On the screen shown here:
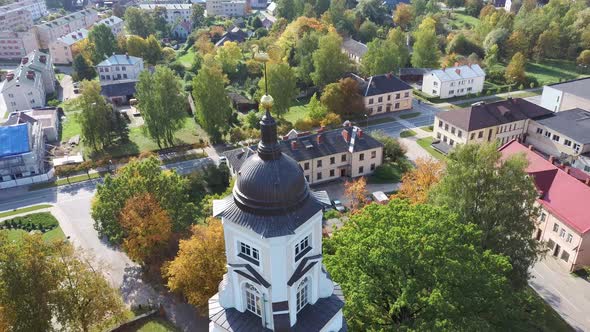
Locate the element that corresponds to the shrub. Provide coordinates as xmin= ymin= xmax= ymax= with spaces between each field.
xmin=323 ymin=209 xmax=341 ymax=220
xmin=294 ymin=118 xmax=314 ymax=131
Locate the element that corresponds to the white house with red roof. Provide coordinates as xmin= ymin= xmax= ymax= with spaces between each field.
xmin=499 ymin=140 xmax=590 ymax=272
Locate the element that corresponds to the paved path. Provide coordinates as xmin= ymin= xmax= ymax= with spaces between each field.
xmin=58 ymin=74 xmax=75 ymax=102
xmin=530 ymin=257 xmax=590 ymax=332
xmin=433 ymin=87 xmax=542 ymax=109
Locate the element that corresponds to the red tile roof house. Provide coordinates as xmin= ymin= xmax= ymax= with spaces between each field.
xmin=499 ymin=140 xmax=590 ymax=272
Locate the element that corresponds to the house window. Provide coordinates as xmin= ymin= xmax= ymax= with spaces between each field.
xmin=378 ymin=96 xmax=383 ymax=103
xmin=560 ymin=228 xmax=566 ymax=238
xmin=100 ymin=75 xmax=105 ymax=80
xmin=395 ymin=102 xmax=400 ymax=109
xmin=567 ymin=233 xmax=573 ymax=243
xmin=540 ymin=213 xmax=546 ymax=222
xmin=295 ymin=235 xmax=310 ymax=261
xmin=467 ymin=87 xmax=472 ymax=92
xmin=317 ymin=172 xmax=322 ymax=180
xmin=573 ymin=143 xmax=580 ymax=153
xmin=305 ymin=175 xmax=310 ymax=182
xmin=245 ymin=284 xmax=262 ymax=316
xmin=371 ymin=151 xmax=376 ymax=159
xmin=552 ymin=134 xmax=560 ymax=142
xmin=317 ymin=160 xmax=322 ymax=168
xmin=553 ymin=223 xmax=559 ymax=232
xmin=329 ymin=169 xmax=335 ymax=177
xmin=457 ymin=130 xmax=462 ymax=138
xmin=544 ymin=130 xmax=551 ymax=138
xmin=470 ymin=133 xmax=475 ymax=140
xmin=437 ymin=133 xmax=441 ymax=139
xmin=547 ymin=239 xmax=555 ymax=249
xmin=438 ymin=120 xmax=443 ymax=128
xmin=368 ymin=98 xmax=373 ymax=104
xmin=432 ymin=90 xmax=437 ymax=94
xmin=404 ymin=92 xmax=409 ymax=97
xmin=296 ymin=278 xmax=309 ymax=312
xmin=341 ymin=154 xmax=346 ymax=162
xmin=239 ymin=242 xmax=259 ymax=265
xmin=433 ymin=81 xmax=438 ymax=87
xmin=121 ymin=66 xmax=126 ymax=71
xmin=99 ymin=67 xmax=103 ymax=72
xmin=370 ymin=163 xmax=375 ymax=171
xmin=451 ymin=127 xmax=456 ymax=134
xmin=304 ymin=162 xmax=309 ymax=170
xmin=536 ymin=128 xmax=543 ymax=134
xmin=449 ymin=139 xmax=454 ymax=146
xmin=444 ymin=124 xmax=449 ymax=131
xmin=123 ymin=74 xmax=128 ymax=79
xmin=449 ymin=90 xmax=455 ymax=95
xmin=478 ymin=131 xmax=483 ymax=138
xmin=359 ymin=166 xmax=364 ymax=173
xmin=387 ymin=95 xmax=391 ymax=101
xmin=359 ymin=153 xmax=364 ymax=161
xmin=564 ymin=139 xmax=571 ymax=147
xmin=377 ymin=106 xmax=382 ymax=112
xmin=561 ymin=250 xmax=570 ymax=262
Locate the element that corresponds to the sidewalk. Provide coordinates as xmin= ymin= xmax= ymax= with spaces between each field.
xmin=432 ymin=87 xmax=543 ymax=109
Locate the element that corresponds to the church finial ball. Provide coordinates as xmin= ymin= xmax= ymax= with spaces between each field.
xmin=260 ymin=94 xmax=274 ymax=110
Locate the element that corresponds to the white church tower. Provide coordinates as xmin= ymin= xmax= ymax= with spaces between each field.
xmin=208 ymin=49 xmax=346 ymax=332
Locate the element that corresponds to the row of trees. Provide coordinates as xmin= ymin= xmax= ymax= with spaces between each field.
xmin=0 ymin=234 xmax=126 ymax=332
xmin=325 ymin=142 xmax=544 ymax=330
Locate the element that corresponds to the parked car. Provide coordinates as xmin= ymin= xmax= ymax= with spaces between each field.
xmin=332 ymin=200 xmax=346 ymax=212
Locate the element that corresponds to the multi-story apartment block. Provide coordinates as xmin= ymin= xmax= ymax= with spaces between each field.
xmin=0 ymin=121 xmax=46 ymax=183
xmin=422 ymin=64 xmax=485 ymax=99
xmin=34 ymin=8 xmax=98 ymax=48
xmin=138 ymin=4 xmax=192 ymax=24
xmin=6 ymin=107 xmax=59 ymax=142
xmin=222 ymin=126 xmax=384 ymax=184
xmin=206 ymin=0 xmax=246 ymax=17
xmin=0 ymin=50 xmax=54 ymax=117
xmin=540 ymin=78 xmax=590 ymax=112
xmin=0 ymin=30 xmax=39 ymax=60
xmin=49 ymin=28 xmax=88 ymax=64
xmin=525 ymin=108 xmax=590 ymax=174
xmin=349 ymin=73 xmax=413 ymax=116
xmin=499 ymin=140 xmax=590 ymax=272
xmin=97 ymin=54 xmax=144 ymax=85
xmin=432 ymin=98 xmax=552 ymax=153
xmin=0 ymin=0 xmax=47 ymax=31
xmin=96 ymin=15 xmax=124 ymax=36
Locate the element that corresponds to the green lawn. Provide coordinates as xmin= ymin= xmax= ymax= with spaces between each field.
xmin=421 ymin=125 xmax=433 ymax=132
xmin=449 ymin=12 xmax=481 ymax=29
xmin=0 ymin=204 xmax=53 ymax=218
xmin=2 ymin=227 xmax=65 ymax=242
xmin=0 ymin=212 xmax=66 ymax=242
xmin=285 ymin=98 xmax=311 ymax=124
xmin=135 ymin=318 xmax=179 ymax=332
xmin=399 ymin=112 xmax=420 ymax=119
xmin=60 ymin=112 xmax=81 ymax=142
xmin=492 ymin=59 xmax=585 ymax=86
xmin=400 ymin=130 xmax=417 ymax=138
xmin=368 ymin=161 xmax=408 ymax=184
xmin=417 ymin=137 xmax=447 ymax=161
xmin=177 ymin=47 xmax=196 ymax=68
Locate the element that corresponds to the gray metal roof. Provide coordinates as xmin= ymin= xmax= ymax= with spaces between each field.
xmin=547 ymin=78 xmax=590 ymax=100
xmin=348 ymin=73 xmax=413 ymax=97
xmin=341 ymin=38 xmax=367 ymax=58
xmin=97 ymin=54 xmax=142 ymax=67
xmin=535 ymin=108 xmax=590 ymax=144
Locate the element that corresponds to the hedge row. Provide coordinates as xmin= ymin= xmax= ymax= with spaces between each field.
xmin=1 ymin=212 xmax=59 ymax=233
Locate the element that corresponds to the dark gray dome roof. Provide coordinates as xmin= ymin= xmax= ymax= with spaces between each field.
xmin=233 ymin=153 xmax=310 ymax=215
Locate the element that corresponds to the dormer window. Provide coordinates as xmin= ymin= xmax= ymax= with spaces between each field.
xmin=238 ymin=241 xmax=259 ymax=265
xmin=295 ymin=235 xmax=311 ymax=261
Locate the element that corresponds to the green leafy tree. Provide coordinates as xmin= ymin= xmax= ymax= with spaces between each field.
xmin=277 ymin=0 xmax=297 ymax=20
xmin=357 ymin=20 xmax=378 ymax=43
xmin=78 ymin=80 xmax=114 ymax=151
xmin=307 ymin=93 xmax=327 ymax=122
xmin=153 ymin=6 xmax=169 ymax=38
xmin=144 ymin=34 xmax=163 ymax=65
xmin=214 ymin=41 xmax=242 ymax=75
xmin=311 ymin=30 xmax=350 ymax=87
xmin=361 ymin=28 xmax=409 ymax=76
xmin=124 ymin=7 xmax=155 ymax=38
xmin=88 ymin=24 xmax=118 ymax=64
xmin=136 ymin=66 xmax=186 ymax=148
xmin=505 ymin=52 xmax=526 ymax=84
xmin=324 ymin=200 xmax=515 ymax=331
xmin=92 ymin=156 xmax=198 ymax=244
xmin=191 ymin=4 xmax=205 ymax=28
xmin=257 ymin=63 xmax=298 ymax=118
xmin=577 ymin=49 xmax=590 ymax=68
xmin=446 ymin=33 xmax=483 ymax=57
xmin=72 ymin=54 xmax=95 ymax=81
xmin=411 ymin=17 xmax=441 ymax=68
xmin=430 ymin=143 xmax=542 ymax=288
xmin=320 ymin=78 xmax=365 ymax=117
xmin=327 ymin=0 xmax=355 ymax=35
xmin=355 ymin=0 xmax=388 ymax=24
xmin=294 ymin=31 xmax=320 ymax=86
xmin=484 ymin=43 xmax=499 ymax=67
xmin=465 ymin=0 xmax=483 ymax=16
xmin=372 ymin=130 xmax=406 ymax=163
xmin=192 ymin=63 xmax=232 ymax=142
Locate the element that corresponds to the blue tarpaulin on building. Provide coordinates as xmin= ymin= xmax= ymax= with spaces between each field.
xmin=0 ymin=123 xmax=30 ymax=158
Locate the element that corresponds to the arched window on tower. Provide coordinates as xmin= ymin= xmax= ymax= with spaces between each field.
xmin=245 ymin=283 xmax=262 ymax=317
xmin=296 ymin=277 xmax=309 ymax=312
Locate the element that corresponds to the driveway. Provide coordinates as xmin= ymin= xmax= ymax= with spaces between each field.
xmin=311 ymin=179 xmax=400 ymax=205
xmin=530 ymin=257 xmax=590 ymax=331
xmin=58 ymin=74 xmax=76 ymax=102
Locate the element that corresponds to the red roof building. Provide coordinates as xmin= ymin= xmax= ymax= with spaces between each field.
xmin=499 ymin=140 xmax=590 ymax=271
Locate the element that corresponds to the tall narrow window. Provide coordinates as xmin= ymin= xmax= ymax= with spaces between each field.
xmin=245 ymin=284 xmax=262 ymax=316
xmin=296 ymin=278 xmax=309 ymax=312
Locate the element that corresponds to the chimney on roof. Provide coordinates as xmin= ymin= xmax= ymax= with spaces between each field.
xmin=342 ymin=129 xmax=350 ymax=142
xmin=78 ymin=32 xmax=83 ymax=37
xmin=39 ymin=55 xmax=46 ymax=63
xmin=316 ymin=134 xmax=323 ymax=144
xmin=21 ymin=57 xmax=28 ymax=65
xmin=26 ymin=70 xmax=35 ymax=79
xmin=6 ymin=72 xmax=14 ymax=81
xmin=290 ymin=140 xmax=298 ymax=150
xmin=357 ymin=128 xmax=363 ymax=138
xmin=71 ymin=34 xmax=76 ymax=39
xmin=455 ymin=68 xmax=461 ymax=75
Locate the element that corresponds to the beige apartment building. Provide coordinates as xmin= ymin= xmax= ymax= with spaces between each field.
xmin=49 ymin=28 xmax=88 ymax=64
xmin=432 ymin=98 xmax=552 ymax=153
xmin=35 ymin=8 xmax=98 ymax=48
xmin=348 ymin=73 xmax=413 ymax=116
xmin=0 ymin=0 xmax=47 ymax=31
xmin=0 ymin=31 xmax=39 ymax=60
xmin=540 ymin=78 xmax=590 ymax=112
xmin=222 ymin=126 xmax=384 ymax=184
xmin=500 ymin=141 xmax=590 ymax=272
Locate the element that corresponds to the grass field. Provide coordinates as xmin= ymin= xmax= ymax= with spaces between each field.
xmin=400 ymin=130 xmax=417 ymax=138
xmin=135 ymin=318 xmax=179 ymax=332
xmin=492 ymin=59 xmax=585 ymax=86
xmin=449 ymin=12 xmax=481 ymax=29
xmin=421 ymin=125 xmax=433 ymax=132
xmin=285 ymin=98 xmax=311 ymax=124
xmin=417 ymin=137 xmax=447 ymax=161
xmin=0 ymin=204 xmax=53 ymax=218
xmin=61 ymin=112 xmax=81 ymax=142
xmin=399 ymin=112 xmax=421 ymax=120
xmin=0 ymin=212 xmax=65 ymax=242
xmin=177 ymin=47 xmax=196 ymax=68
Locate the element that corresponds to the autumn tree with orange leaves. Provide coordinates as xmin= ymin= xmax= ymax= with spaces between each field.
xmin=344 ymin=177 xmax=368 ymax=212
xmin=119 ymin=193 xmax=173 ymax=264
xmin=395 ymin=157 xmax=444 ymax=204
xmin=163 ymin=218 xmax=226 ymax=313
